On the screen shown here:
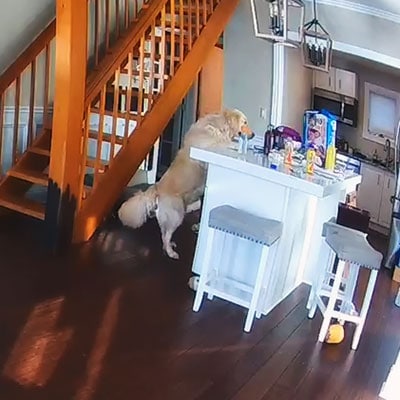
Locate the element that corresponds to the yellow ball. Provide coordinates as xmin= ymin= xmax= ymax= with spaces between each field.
xmin=325 ymin=324 xmax=345 ymax=344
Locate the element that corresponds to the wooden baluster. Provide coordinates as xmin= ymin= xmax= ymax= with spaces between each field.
xmin=137 ymin=35 xmax=145 ymax=122
xmin=159 ymin=6 xmax=166 ymax=94
xmin=110 ymin=68 xmax=120 ymax=163
xmin=148 ymin=22 xmax=156 ymax=109
xmin=105 ymin=0 xmax=111 ymax=51
xmin=123 ymin=52 xmax=133 ymax=146
xmin=94 ymin=86 xmax=106 ymax=187
xmin=134 ymin=0 xmax=139 ymax=20
xmin=115 ymin=0 xmax=120 ymax=39
xmin=169 ymin=0 xmax=176 ymax=76
xmin=43 ymin=44 xmax=50 ymax=128
xmin=94 ymin=0 xmax=100 ymax=66
xmin=179 ymin=0 xmax=184 ymax=63
xmin=195 ymin=0 xmax=200 ymax=39
xmin=0 ymin=93 xmax=4 ymax=177
xmin=27 ymin=60 xmax=36 ymax=146
xmin=125 ymin=0 xmax=129 ymax=29
xmin=78 ymin=106 xmax=91 ymax=206
xmin=202 ymin=0 xmax=207 ymax=25
xmin=12 ymin=76 xmax=21 ymax=165
xmin=188 ymin=0 xmax=192 ymax=50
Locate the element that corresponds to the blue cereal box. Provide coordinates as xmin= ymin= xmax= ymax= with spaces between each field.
xmin=303 ymin=109 xmax=337 ymax=168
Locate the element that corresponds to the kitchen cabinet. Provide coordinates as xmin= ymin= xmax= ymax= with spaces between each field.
xmin=313 ymin=68 xmax=335 ymax=92
xmin=335 ymin=69 xmax=357 ymax=98
xmin=357 ymin=164 xmax=384 ymax=223
xmin=313 ymin=67 xmax=358 ymax=99
xmin=379 ymin=173 xmax=395 ymax=227
xmin=356 ymin=163 xmax=395 ymax=228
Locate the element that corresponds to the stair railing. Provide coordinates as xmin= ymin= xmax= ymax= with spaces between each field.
xmin=79 ymin=0 xmax=220 ymax=207
xmin=0 ymin=21 xmax=56 ymax=178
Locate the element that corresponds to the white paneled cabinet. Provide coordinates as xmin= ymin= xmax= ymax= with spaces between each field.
xmin=357 ymin=163 xmax=395 ymax=228
xmin=314 ymin=68 xmax=335 ymax=92
xmin=313 ymin=67 xmax=358 ymax=99
xmin=335 ymin=68 xmax=357 ymax=98
xmin=379 ymin=173 xmax=396 ymax=227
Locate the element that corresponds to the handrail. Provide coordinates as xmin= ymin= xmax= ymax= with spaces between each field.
xmin=0 ymin=19 xmax=56 ymax=94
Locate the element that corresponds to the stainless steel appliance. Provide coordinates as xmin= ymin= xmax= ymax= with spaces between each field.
xmin=385 ymin=119 xmax=400 ymax=269
xmin=313 ymin=88 xmax=358 ymax=127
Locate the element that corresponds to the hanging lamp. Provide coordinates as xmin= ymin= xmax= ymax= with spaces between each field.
xmin=250 ymin=0 xmax=305 ymax=47
xmin=302 ymin=0 xmax=332 ymax=71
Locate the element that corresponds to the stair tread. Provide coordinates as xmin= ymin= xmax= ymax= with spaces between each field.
xmin=8 ymin=167 xmax=48 ymax=186
xmin=0 ymin=192 xmax=45 ymax=220
xmin=29 ymin=145 xmax=51 ymax=156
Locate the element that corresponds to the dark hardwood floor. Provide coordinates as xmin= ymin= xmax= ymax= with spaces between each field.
xmin=0 ymin=210 xmax=399 ymax=400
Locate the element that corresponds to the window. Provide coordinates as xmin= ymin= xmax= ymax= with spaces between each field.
xmin=363 ymin=82 xmax=400 ymax=145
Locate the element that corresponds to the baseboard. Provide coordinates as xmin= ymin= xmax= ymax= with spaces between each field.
xmin=369 ymin=222 xmax=389 ymax=237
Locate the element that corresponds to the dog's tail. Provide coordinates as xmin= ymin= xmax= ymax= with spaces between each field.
xmin=118 ymin=186 xmax=157 ymax=229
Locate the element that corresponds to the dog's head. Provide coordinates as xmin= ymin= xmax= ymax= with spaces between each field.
xmin=223 ymin=109 xmax=255 ymax=140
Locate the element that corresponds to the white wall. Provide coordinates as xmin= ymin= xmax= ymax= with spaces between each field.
xmin=333 ymin=55 xmax=400 ymax=159
xmin=0 ymin=0 xmax=55 ymax=73
xmin=281 ymin=47 xmax=312 ymax=134
xmin=223 ymin=0 xmax=273 ymax=137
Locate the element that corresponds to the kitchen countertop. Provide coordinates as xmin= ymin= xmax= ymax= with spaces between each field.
xmin=338 ymin=150 xmax=395 ymax=174
xmin=191 ymin=146 xmax=361 ymax=198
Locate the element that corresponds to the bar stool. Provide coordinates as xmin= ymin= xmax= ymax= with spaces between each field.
xmin=307 ymin=221 xmax=382 ymax=350
xmin=192 ymin=205 xmax=283 ymax=333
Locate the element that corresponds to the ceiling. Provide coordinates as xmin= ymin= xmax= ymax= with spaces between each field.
xmin=340 ymin=0 xmax=400 ymax=15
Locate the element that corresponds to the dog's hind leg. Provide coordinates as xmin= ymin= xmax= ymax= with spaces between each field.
xmin=156 ymin=196 xmax=185 ymax=259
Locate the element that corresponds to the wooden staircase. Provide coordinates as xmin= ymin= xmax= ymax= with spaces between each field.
xmin=0 ymin=0 xmax=239 ymax=246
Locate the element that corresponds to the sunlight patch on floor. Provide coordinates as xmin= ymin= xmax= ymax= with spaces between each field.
xmin=74 ymin=288 xmax=122 ymax=400
xmin=2 ymin=296 xmax=73 ymax=388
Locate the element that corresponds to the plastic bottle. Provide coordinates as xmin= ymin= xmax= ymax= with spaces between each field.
xmin=306 ymin=146 xmax=316 ymax=174
xmin=263 ymin=125 xmax=275 ymax=155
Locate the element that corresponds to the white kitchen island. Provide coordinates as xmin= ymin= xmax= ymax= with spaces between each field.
xmin=190 ymin=146 xmax=361 ymax=315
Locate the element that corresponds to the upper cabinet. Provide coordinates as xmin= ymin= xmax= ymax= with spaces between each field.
xmin=313 ymin=67 xmax=358 ymax=99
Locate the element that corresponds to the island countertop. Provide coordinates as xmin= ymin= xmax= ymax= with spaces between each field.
xmin=190 ymin=146 xmax=361 ymax=198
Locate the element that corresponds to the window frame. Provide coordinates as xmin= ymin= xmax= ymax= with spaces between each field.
xmin=362 ymin=82 xmax=400 ymax=146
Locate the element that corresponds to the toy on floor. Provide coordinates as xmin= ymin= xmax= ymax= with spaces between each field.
xmin=188 ymin=276 xmax=199 ymax=291
xmin=325 ymin=323 xmax=345 ymax=344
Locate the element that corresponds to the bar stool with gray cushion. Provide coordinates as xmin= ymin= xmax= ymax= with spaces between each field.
xmin=307 ymin=221 xmax=382 ymax=350
xmin=192 ymin=205 xmax=283 ymax=332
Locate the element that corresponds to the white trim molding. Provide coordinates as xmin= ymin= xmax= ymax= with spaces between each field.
xmin=270 ymin=43 xmax=285 ymax=126
xmin=304 ymin=0 xmax=400 ymax=24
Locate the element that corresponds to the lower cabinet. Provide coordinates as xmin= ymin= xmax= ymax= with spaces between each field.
xmin=356 ymin=163 xmax=395 ymax=228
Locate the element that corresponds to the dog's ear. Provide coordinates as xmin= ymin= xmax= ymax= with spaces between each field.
xmin=222 ymin=109 xmax=241 ymax=129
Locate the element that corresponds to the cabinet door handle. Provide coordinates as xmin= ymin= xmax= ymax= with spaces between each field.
xmin=388 ymin=179 xmax=391 ymax=189
xmin=329 ymin=77 xmax=331 ymax=87
xmin=339 ymin=79 xmax=342 ymax=90
xmin=377 ymin=175 xmax=380 ymax=185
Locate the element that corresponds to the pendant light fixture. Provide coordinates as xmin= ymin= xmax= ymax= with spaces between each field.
xmin=302 ymin=0 xmax=332 ymax=71
xmin=250 ymin=0 xmax=305 ymax=48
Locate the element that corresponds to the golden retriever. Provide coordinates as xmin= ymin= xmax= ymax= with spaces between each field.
xmin=118 ymin=109 xmax=254 ymax=259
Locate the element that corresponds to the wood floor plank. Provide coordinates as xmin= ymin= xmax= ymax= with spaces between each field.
xmin=196 ymin=296 xmax=309 ymax=400
xmin=0 ymin=210 xmax=397 ymax=400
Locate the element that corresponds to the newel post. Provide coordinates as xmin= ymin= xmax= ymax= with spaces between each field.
xmin=45 ymin=0 xmax=88 ymax=252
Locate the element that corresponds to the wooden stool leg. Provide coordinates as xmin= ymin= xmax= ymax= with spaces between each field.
xmin=351 ymin=269 xmax=378 ymax=350
xmin=193 ymin=228 xmax=215 ymax=312
xmin=318 ymin=259 xmax=346 ymax=342
xmin=244 ymin=245 xmax=270 ymax=333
